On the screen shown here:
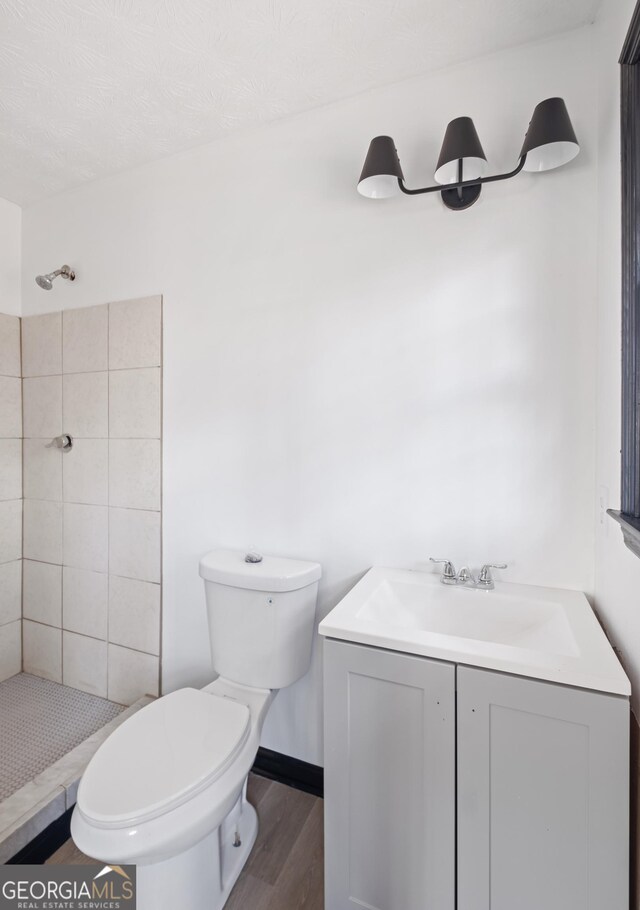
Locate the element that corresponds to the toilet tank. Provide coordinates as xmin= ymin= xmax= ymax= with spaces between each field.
xmin=199 ymin=549 xmax=322 ymax=690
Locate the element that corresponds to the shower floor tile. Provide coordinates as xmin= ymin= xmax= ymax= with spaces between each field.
xmin=0 ymin=672 xmax=123 ymax=802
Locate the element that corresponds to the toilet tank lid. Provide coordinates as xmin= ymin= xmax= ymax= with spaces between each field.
xmin=199 ymin=549 xmax=321 ymax=592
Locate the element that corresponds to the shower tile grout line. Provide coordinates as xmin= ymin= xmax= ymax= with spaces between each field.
xmin=23 ymin=365 xmax=161 ymax=380
xmin=22 ymin=616 xmax=160 ymax=658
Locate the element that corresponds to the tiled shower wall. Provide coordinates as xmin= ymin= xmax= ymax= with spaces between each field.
xmin=0 ymin=314 xmax=22 ymax=681
xmin=21 ymin=296 xmax=162 ymax=705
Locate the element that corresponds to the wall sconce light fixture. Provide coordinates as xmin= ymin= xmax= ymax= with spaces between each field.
xmin=357 ymin=97 xmax=579 ymax=211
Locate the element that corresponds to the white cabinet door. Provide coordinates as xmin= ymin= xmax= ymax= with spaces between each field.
xmin=324 ymin=639 xmax=455 ymax=910
xmin=457 ymin=666 xmax=629 ymax=910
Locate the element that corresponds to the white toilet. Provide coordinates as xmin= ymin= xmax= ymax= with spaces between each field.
xmin=71 ymin=549 xmax=321 ymax=910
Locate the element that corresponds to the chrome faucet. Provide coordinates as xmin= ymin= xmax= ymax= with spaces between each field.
xmin=430 ymin=558 xmax=507 ymax=590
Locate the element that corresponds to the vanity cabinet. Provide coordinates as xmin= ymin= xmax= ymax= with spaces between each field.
xmin=457 ymin=666 xmax=629 ymax=910
xmin=324 ymin=639 xmax=456 ymax=910
xmin=324 ymin=639 xmax=629 ymax=910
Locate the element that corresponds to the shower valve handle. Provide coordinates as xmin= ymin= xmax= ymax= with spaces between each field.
xmin=48 ymin=434 xmax=73 ymax=450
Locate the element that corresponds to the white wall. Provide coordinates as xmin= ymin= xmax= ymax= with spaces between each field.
xmin=21 ymin=26 xmax=598 ymax=763
xmin=0 ymin=197 xmax=21 ymax=316
xmin=595 ymin=0 xmax=640 ymax=716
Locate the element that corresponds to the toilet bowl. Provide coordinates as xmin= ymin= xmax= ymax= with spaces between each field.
xmin=71 ymin=549 xmax=321 ymax=910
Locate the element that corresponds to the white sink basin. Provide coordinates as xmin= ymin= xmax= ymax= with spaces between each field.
xmin=319 ymin=568 xmax=630 ymax=695
xmin=360 ymin=578 xmax=580 ymax=656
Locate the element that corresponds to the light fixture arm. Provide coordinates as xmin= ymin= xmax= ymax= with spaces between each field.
xmin=397 ymin=154 xmax=527 ymax=196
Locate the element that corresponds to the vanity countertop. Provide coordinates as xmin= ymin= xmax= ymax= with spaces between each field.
xmin=319 ymin=567 xmax=630 ymax=696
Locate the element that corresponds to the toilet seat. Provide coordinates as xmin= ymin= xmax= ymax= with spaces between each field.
xmin=77 ymin=688 xmax=250 ymax=829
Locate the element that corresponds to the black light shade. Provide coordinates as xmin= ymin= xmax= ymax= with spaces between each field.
xmin=357 ymin=136 xmax=404 ymax=198
xmin=434 ymin=116 xmax=488 ymax=185
xmin=520 ymin=97 xmax=579 ymax=172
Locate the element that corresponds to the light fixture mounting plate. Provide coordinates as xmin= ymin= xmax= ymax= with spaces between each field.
xmin=440 ymin=183 xmax=482 ymax=211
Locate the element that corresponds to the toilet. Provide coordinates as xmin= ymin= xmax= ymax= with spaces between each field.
xmin=71 ymin=549 xmax=321 ymax=910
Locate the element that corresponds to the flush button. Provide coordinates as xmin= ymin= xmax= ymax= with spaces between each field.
xmin=245 ymin=551 xmax=263 ymax=564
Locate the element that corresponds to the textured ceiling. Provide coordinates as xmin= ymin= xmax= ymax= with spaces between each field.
xmin=0 ymin=0 xmax=599 ymax=205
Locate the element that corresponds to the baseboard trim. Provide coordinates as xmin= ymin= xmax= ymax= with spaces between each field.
xmin=252 ymin=747 xmax=324 ymax=797
xmin=6 ymin=807 xmax=74 ymax=865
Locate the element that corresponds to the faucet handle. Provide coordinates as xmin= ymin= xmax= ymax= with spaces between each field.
xmin=478 ymin=563 xmax=507 ymax=586
xmin=430 ymin=558 xmax=457 ymax=583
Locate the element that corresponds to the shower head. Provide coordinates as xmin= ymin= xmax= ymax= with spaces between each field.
xmin=35 ymin=265 xmax=75 ymax=290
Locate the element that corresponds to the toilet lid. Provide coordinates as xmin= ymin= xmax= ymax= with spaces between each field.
xmin=77 ymin=688 xmax=251 ymax=827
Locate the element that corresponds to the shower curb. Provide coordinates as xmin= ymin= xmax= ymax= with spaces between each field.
xmin=0 ymin=695 xmax=153 ymax=864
